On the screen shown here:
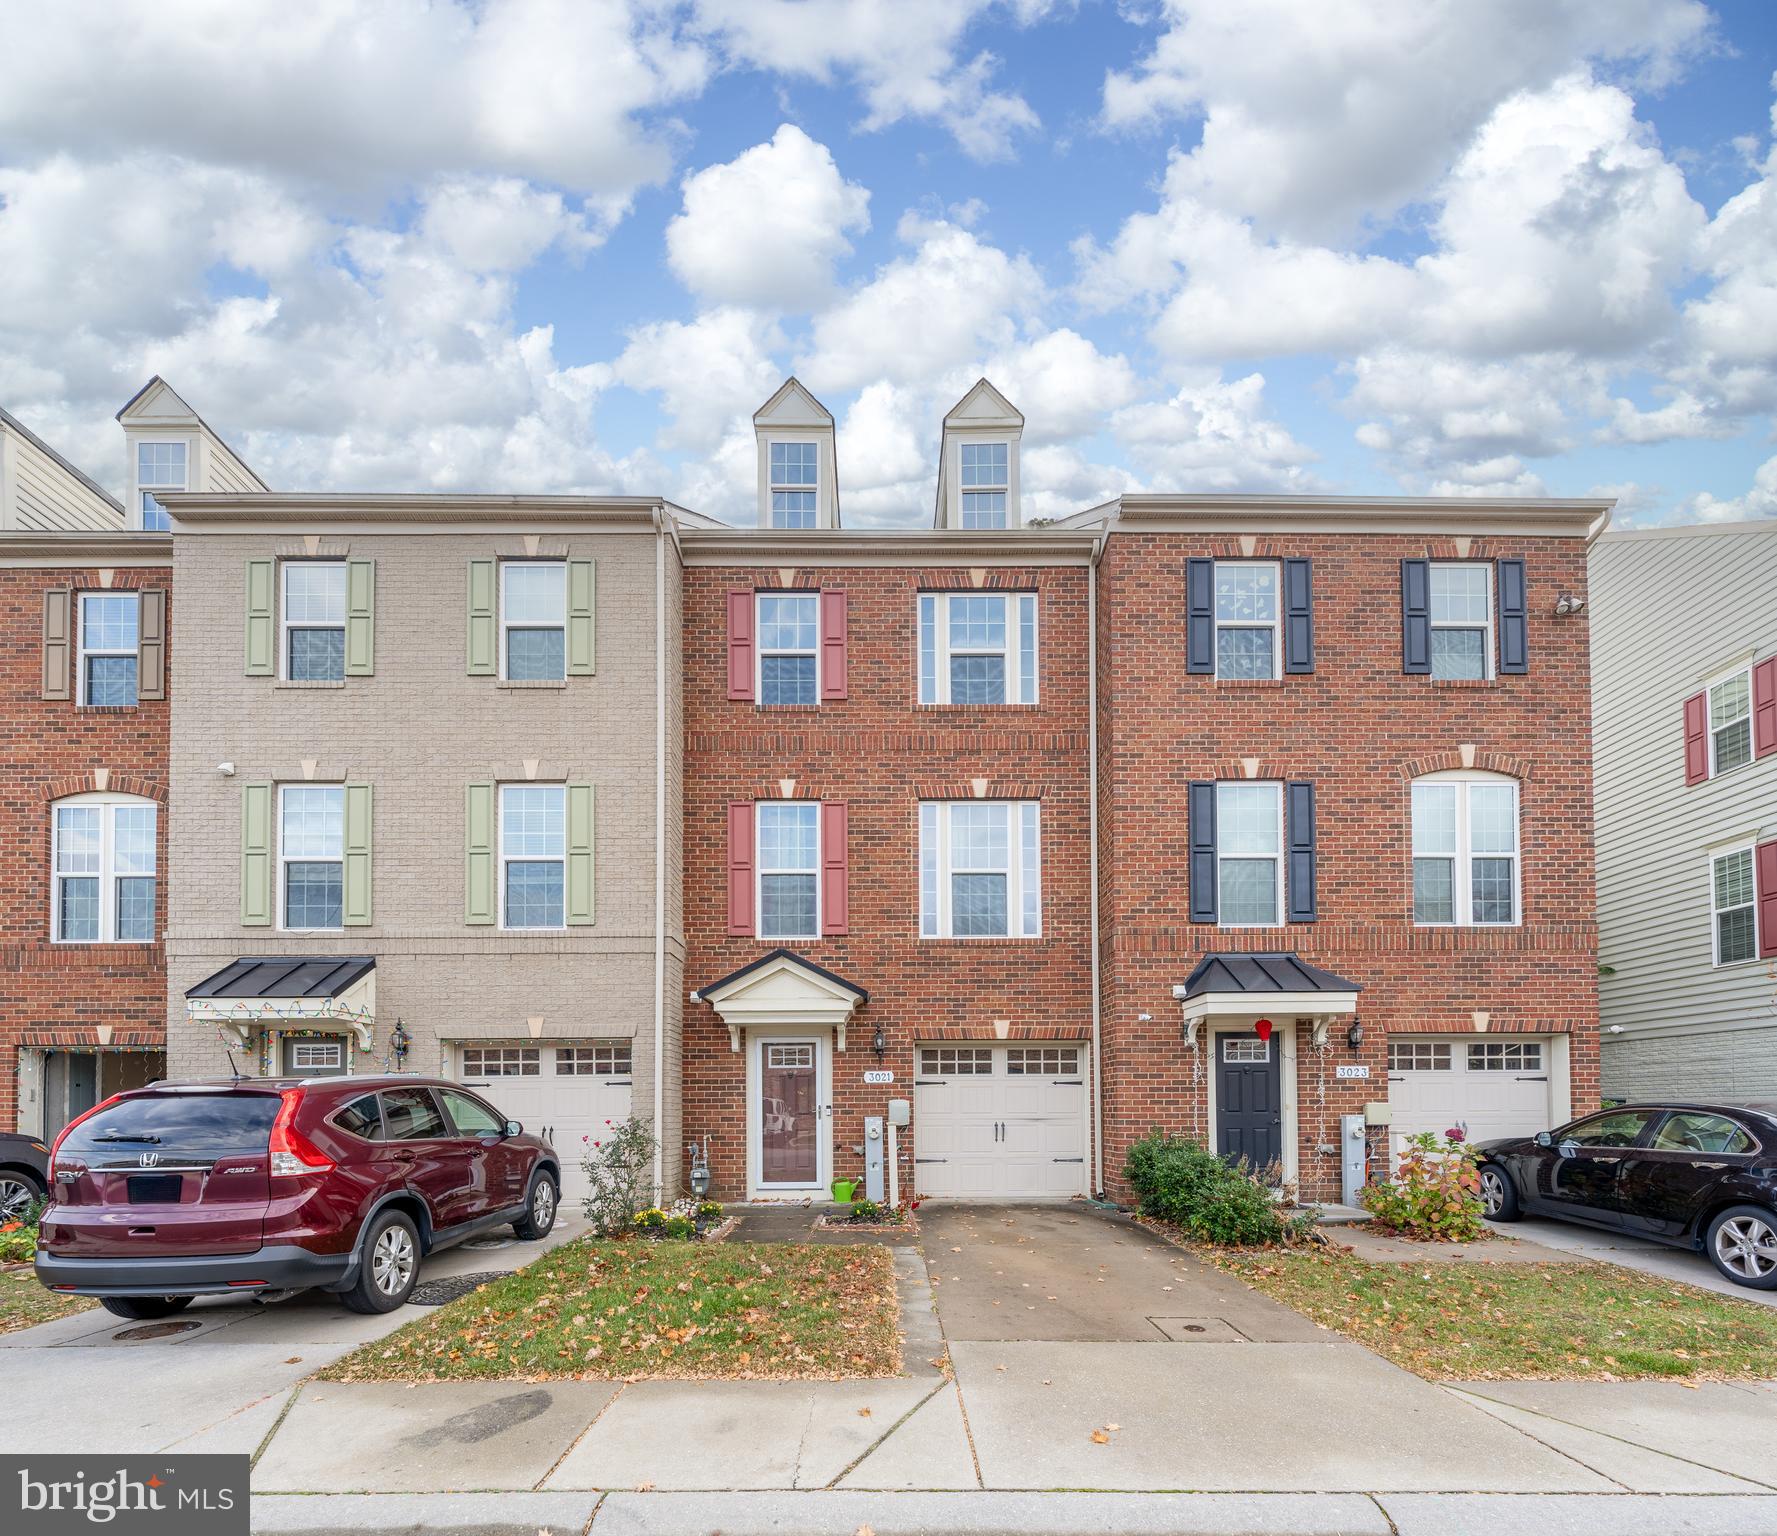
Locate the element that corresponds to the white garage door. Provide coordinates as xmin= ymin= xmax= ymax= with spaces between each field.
xmin=454 ymin=1042 xmax=633 ymax=1207
xmin=913 ymin=1043 xmax=1089 ymax=1199
xmin=1387 ymin=1037 xmax=1552 ymax=1152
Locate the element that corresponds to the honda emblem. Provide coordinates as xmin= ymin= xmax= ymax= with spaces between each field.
xmin=137 ymin=1151 xmax=161 ymax=1168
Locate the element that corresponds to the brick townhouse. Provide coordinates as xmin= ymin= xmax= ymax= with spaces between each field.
xmin=1 ymin=378 xmax=262 ymax=1137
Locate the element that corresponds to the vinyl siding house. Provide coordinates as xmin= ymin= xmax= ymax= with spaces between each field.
xmin=1591 ymin=519 xmax=1777 ymax=1100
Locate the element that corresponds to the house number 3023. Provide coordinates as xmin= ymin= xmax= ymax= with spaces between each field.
xmin=1335 ymin=1064 xmax=1370 ymax=1079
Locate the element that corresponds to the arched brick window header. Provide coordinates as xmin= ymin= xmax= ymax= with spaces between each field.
xmin=46 ymin=772 xmax=168 ymax=804
xmin=1398 ymin=750 xmax=1531 ymax=782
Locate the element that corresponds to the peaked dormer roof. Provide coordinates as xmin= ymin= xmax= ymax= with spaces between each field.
xmin=117 ymin=376 xmax=269 ymax=492
xmin=934 ymin=376 xmax=1024 ymax=529
xmin=943 ymin=377 xmax=1024 ymax=429
xmin=753 ymin=376 xmax=835 ymax=428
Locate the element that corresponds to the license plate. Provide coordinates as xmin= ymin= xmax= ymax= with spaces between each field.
xmin=126 ymin=1173 xmax=182 ymax=1204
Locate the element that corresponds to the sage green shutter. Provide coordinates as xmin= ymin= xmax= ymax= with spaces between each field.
xmin=467 ymin=559 xmax=496 ymax=676
xmin=466 ymin=781 xmax=496 ymax=924
xmin=245 ymin=559 xmax=274 ymax=676
xmin=567 ymin=559 xmax=596 ymax=676
xmin=343 ymin=782 xmax=373 ymax=926
xmin=345 ymin=560 xmax=375 ymax=676
xmin=566 ymin=780 xmax=595 ymax=925
xmin=241 ymin=781 xmax=273 ymax=926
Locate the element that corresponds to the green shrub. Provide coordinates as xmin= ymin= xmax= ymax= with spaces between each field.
xmin=0 ymin=1199 xmax=44 ymax=1264
xmin=1362 ymin=1131 xmax=1485 ymax=1241
xmin=662 ymin=1215 xmax=695 ymax=1239
xmin=849 ymin=1199 xmax=882 ymax=1223
xmin=1123 ymin=1131 xmax=1313 ymax=1246
xmin=579 ymin=1116 xmax=658 ymax=1236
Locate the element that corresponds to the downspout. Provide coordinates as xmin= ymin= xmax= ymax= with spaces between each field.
xmin=652 ymin=506 xmax=668 ymax=1203
xmin=1088 ymin=524 xmax=1107 ymax=1197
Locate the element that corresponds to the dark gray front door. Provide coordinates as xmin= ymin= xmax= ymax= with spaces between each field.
xmin=1216 ymin=1032 xmax=1282 ymax=1171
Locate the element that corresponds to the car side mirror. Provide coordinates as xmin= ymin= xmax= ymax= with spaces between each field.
xmin=1534 ymin=1131 xmax=1552 ymax=1148
xmin=504 ymin=1120 xmax=522 ymax=1138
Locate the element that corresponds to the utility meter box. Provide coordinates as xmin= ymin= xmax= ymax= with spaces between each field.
xmin=1340 ymin=1113 xmax=1368 ymax=1208
xmin=887 ymin=1098 xmax=911 ymax=1127
xmin=863 ymin=1116 xmax=886 ymax=1202
xmin=1364 ymin=1101 xmax=1393 ymax=1126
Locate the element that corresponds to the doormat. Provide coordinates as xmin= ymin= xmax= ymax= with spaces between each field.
xmin=407 ymin=1271 xmax=513 ymax=1306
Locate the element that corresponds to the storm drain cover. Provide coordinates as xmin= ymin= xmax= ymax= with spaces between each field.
xmin=463 ymin=1236 xmax=515 ymax=1252
xmin=407 ymin=1271 xmax=513 ymax=1306
xmin=111 ymin=1320 xmax=205 ymax=1342
xmin=1147 ymin=1316 xmax=1249 ymax=1343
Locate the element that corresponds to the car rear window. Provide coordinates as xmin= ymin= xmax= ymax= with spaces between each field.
xmin=59 ymin=1094 xmax=281 ymax=1161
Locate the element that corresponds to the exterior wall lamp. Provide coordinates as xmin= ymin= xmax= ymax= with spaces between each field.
xmin=872 ymin=1025 xmax=887 ymax=1062
xmin=1346 ymin=1018 xmax=1364 ymax=1050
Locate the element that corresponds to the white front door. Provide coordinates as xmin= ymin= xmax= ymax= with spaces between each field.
xmin=1388 ymin=1035 xmax=1552 ymax=1152
xmin=913 ymin=1043 xmax=1089 ymax=1199
xmin=749 ymin=1034 xmax=831 ymax=1196
xmin=454 ymin=1041 xmax=634 ymax=1205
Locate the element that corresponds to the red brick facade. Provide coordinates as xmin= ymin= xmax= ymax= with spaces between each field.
xmin=0 ymin=562 xmax=170 ymax=1134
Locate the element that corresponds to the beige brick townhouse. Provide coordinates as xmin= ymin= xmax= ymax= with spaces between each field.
xmin=160 ymin=493 xmax=709 ymax=1200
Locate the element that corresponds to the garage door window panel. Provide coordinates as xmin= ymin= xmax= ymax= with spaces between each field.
xmin=1388 ymin=1041 xmax=1452 ymax=1072
xmin=557 ymin=1044 xmax=631 ymax=1076
xmin=1467 ymin=1042 xmax=1542 ymax=1072
xmin=919 ymin=1047 xmax=993 ymax=1076
xmin=462 ymin=1046 xmax=540 ymax=1077
xmin=1005 ymin=1047 xmax=1080 ymax=1076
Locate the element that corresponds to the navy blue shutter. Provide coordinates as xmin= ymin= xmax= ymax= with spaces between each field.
xmin=1283 ymin=558 xmax=1314 ymax=674
xmin=1188 ymin=781 xmax=1217 ymax=923
xmin=1496 ymin=558 xmax=1527 ymax=674
xmin=1286 ymin=781 xmax=1317 ymax=923
xmin=1401 ymin=559 xmax=1431 ymax=675
xmin=1186 ymin=559 xmax=1214 ymax=674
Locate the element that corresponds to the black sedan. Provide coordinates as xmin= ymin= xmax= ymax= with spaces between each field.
xmin=0 ymin=1131 xmax=51 ymax=1220
xmin=1475 ymin=1102 xmax=1777 ymax=1289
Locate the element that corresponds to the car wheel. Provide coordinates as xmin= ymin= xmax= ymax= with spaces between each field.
xmin=341 ymin=1211 xmax=422 ymax=1314
xmin=100 ymin=1295 xmax=194 ymax=1321
xmin=1479 ymin=1164 xmax=1521 ymax=1222
xmin=1706 ymin=1205 xmax=1777 ymax=1290
xmin=512 ymin=1171 xmax=559 ymax=1241
xmin=0 ymin=1171 xmax=43 ymax=1221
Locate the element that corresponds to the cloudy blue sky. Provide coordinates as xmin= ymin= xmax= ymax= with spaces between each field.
xmin=2 ymin=0 xmax=1774 ymax=526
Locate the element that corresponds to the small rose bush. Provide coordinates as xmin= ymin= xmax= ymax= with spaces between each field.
xmin=580 ymin=1116 xmax=658 ymax=1235
xmin=1362 ymin=1130 xmax=1486 ymax=1242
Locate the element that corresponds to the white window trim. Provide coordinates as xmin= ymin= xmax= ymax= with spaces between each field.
xmin=1706 ymin=665 xmax=1754 ymax=779
xmin=756 ymin=800 xmax=821 ymax=941
xmin=280 ymin=560 xmax=347 ymax=682
xmin=1212 ymin=560 xmax=1281 ymax=681
xmin=919 ymin=800 xmax=1041 ymax=940
xmin=959 ymin=441 xmax=1009 ymax=530
xmin=498 ymin=782 xmax=568 ymax=932
xmin=755 ymin=591 xmax=820 ymax=706
xmin=498 ymin=560 xmax=567 ymax=682
xmin=1411 ymin=770 xmax=1521 ymax=928
xmin=134 ymin=437 xmax=189 ymax=533
xmin=1710 ymin=842 xmax=1758 ymax=968
xmin=768 ymin=440 xmax=819 ymax=529
xmin=76 ymin=590 xmax=139 ymax=706
xmin=918 ymin=592 xmax=1038 ymax=706
xmin=1215 ymin=780 xmax=1285 ymax=929
xmin=278 ymin=783 xmax=345 ymax=933
xmin=49 ymin=793 xmax=157 ymax=944
xmin=1429 ymin=561 xmax=1494 ymax=681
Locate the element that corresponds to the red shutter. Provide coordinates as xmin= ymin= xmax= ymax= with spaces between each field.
xmin=727 ymin=590 xmax=755 ymax=702
xmin=819 ymin=589 xmax=848 ymax=701
xmin=822 ymin=802 xmax=848 ymax=935
xmin=1754 ymin=657 xmax=1777 ymax=758
xmin=727 ymin=801 xmax=755 ymax=936
xmin=1683 ymin=691 xmax=1708 ymax=784
xmin=1758 ymin=840 xmax=1777 ymax=960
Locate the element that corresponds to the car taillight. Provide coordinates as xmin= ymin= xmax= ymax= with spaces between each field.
xmin=269 ymin=1089 xmax=334 ymax=1178
xmin=48 ymin=1092 xmax=125 ymax=1171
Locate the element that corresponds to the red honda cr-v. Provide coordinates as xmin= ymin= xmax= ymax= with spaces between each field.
xmin=35 ymin=1075 xmax=561 ymax=1318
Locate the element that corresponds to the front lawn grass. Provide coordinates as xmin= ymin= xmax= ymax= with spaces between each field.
xmin=0 ymin=1266 xmax=95 ymax=1335
xmin=1210 ymin=1247 xmax=1777 ymax=1381
xmin=322 ymin=1238 xmax=901 ymax=1383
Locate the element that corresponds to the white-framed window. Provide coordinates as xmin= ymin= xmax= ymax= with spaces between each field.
xmin=1213 ymin=562 xmax=1280 ymax=680
xmin=1388 ymin=1040 xmax=1453 ymax=1071
xmin=1216 ymin=781 xmax=1283 ymax=927
xmin=282 ymin=561 xmax=346 ymax=682
xmin=461 ymin=1046 xmax=540 ymax=1077
xmin=959 ymin=442 xmax=1008 ymax=529
xmin=289 ymin=1041 xmax=344 ymax=1072
xmin=918 ymin=1046 xmax=993 ymax=1076
xmin=78 ymin=592 xmax=139 ymax=706
xmin=137 ymin=441 xmax=186 ymax=532
xmin=918 ymin=592 xmax=1037 ymax=705
xmin=1708 ymin=669 xmax=1753 ymax=776
xmin=1411 ymin=772 xmax=1519 ymax=926
xmin=280 ymin=784 xmax=344 ymax=930
xmin=500 ymin=783 xmax=566 ymax=929
xmin=1712 ymin=845 xmax=1757 ymax=966
xmin=757 ymin=593 xmax=819 ymax=706
xmin=51 ymin=794 xmax=157 ymax=943
xmin=501 ymin=562 xmax=567 ymax=681
xmin=1006 ymin=1046 xmax=1080 ymax=1075
xmin=757 ymin=801 xmax=820 ymax=940
xmin=769 ymin=441 xmax=818 ymax=528
xmin=919 ymin=800 xmax=1041 ymax=939
xmin=1428 ymin=563 xmax=1493 ymax=680
xmin=766 ymin=1042 xmax=815 ymax=1070
xmin=1222 ymin=1036 xmax=1271 ymax=1063
xmin=556 ymin=1044 xmax=632 ymax=1076
xmin=1468 ymin=1041 xmax=1543 ymax=1072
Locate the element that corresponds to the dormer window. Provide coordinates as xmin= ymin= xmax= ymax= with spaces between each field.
xmin=959 ymin=443 xmax=1008 ymax=529
xmin=769 ymin=442 xmax=818 ymax=529
xmin=137 ymin=442 xmax=186 ymax=532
